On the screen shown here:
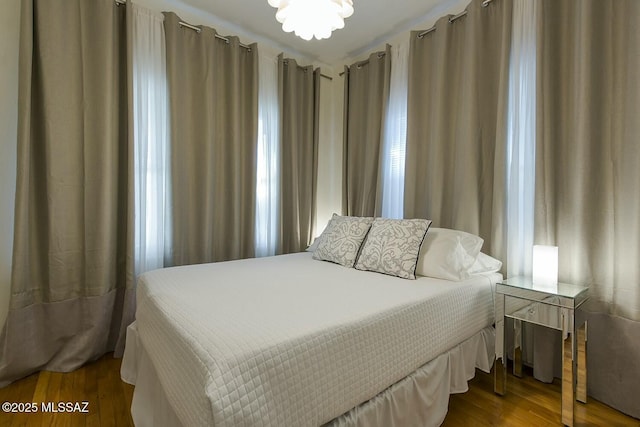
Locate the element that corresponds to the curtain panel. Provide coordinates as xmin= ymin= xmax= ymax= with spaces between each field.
xmin=277 ymin=55 xmax=320 ymax=254
xmin=342 ymin=46 xmax=391 ymax=217
xmin=380 ymin=40 xmax=410 ymax=220
xmin=404 ymin=0 xmax=512 ymax=258
xmin=505 ymin=0 xmax=537 ymax=279
xmin=131 ymin=4 xmax=169 ymax=277
xmin=0 ymin=0 xmax=133 ymax=386
xmin=163 ymin=12 xmax=259 ymax=266
xmin=534 ymin=0 xmax=640 ymax=418
xmin=255 ymin=51 xmax=279 ymax=258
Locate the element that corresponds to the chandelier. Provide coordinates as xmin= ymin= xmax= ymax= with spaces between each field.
xmin=268 ymin=0 xmax=354 ymax=41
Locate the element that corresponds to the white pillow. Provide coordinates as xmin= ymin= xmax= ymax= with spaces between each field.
xmin=469 ymin=252 xmax=503 ymax=275
xmin=354 ymin=218 xmax=431 ymax=280
xmin=415 ymin=227 xmax=484 ymax=281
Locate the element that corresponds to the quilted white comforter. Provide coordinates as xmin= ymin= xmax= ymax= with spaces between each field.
xmin=135 ymin=252 xmax=498 ymax=427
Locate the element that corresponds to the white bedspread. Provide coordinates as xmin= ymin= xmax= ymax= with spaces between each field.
xmin=134 ymin=252 xmax=499 ymax=427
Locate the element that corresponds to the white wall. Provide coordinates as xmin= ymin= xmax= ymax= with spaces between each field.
xmin=0 ymin=0 xmax=20 ymax=329
xmin=315 ymin=71 xmax=343 ymax=236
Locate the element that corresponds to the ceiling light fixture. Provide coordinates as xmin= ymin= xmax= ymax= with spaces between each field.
xmin=268 ymin=0 xmax=354 ymax=41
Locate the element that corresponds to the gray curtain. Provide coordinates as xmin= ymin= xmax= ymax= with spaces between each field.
xmin=277 ymin=55 xmax=320 ymax=254
xmin=404 ymin=0 xmax=512 ymax=258
xmin=0 ymin=0 xmax=133 ymax=387
xmin=342 ymin=46 xmax=391 ymax=217
xmin=163 ymin=12 xmax=259 ymax=266
xmin=534 ymin=0 xmax=640 ymax=418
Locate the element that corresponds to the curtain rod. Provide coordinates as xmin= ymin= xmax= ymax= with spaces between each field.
xmin=114 ymin=2 xmax=252 ymax=52
xmin=283 ymin=59 xmax=333 ymax=81
xmin=339 ymin=51 xmax=386 ymax=76
xmin=417 ymin=0 xmax=494 ymax=39
xmin=178 ymin=21 xmax=253 ymax=51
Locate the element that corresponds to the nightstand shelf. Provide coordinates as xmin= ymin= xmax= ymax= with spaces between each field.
xmin=493 ymin=276 xmax=589 ymax=427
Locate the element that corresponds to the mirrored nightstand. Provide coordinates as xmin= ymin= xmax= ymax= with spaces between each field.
xmin=493 ymin=276 xmax=589 ymax=427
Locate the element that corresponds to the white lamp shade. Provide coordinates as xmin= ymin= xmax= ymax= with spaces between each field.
xmin=268 ymin=0 xmax=353 ymax=41
xmin=532 ymin=245 xmax=558 ymax=288
xmin=341 ymin=0 xmax=354 ymax=18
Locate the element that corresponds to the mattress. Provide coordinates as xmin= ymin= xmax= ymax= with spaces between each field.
xmin=134 ymin=252 xmax=499 ymax=427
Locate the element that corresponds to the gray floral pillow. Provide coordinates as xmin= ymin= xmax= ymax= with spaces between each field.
xmin=355 ymin=218 xmax=432 ymax=279
xmin=313 ymin=215 xmax=374 ymax=267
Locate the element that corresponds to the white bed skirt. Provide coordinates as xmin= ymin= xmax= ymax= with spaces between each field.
xmin=121 ymin=323 xmax=494 ymax=427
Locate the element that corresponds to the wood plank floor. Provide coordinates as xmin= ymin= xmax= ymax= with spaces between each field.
xmin=0 ymin=354 xmax=134 ymax=427
xmin=443 ymin=366 xmax=640 ymax=427
xmin=0 ymin=354 xmax=638 ymax=426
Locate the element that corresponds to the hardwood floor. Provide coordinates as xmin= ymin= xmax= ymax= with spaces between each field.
xmin=0 ymin=355 xmax=637 ymax=426
xmin=443 ymin=367 xmax=640 ymax=426
xmin=0 ymin=354 xmax=134 ymax=427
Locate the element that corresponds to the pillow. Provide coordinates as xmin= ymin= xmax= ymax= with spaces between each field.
xmin=306 ymin=237 xmax=320 ymax=252
xmin=313 ymin=214 xmax=374 ymax=267
xmin=415 ymin=227 xmax=484 ymax=281
xmin=469 ymin=252 xmax=503 ymax=275
xmin=306 ymin=217 xmax=333 ymax=252
xmin=355 ymin=218 xmax=432 ymax=280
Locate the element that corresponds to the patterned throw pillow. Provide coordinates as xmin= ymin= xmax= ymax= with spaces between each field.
xmin=355 ymin=218 xmax=432 ymax=279
xmin=313 ymin=215 xmax=374 ymax=267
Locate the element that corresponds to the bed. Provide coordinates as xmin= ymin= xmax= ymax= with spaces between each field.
xmin=121 ymin=248 xmax=501 ymax=427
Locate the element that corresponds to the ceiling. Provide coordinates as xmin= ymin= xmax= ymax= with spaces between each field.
xmin=178 ymin=0 xmax=459 ymax=63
